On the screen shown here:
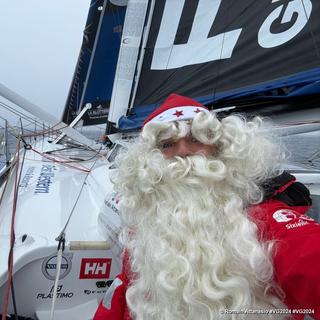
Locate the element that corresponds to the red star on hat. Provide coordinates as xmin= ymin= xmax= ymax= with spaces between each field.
xmin=194 ymin=108 xmax=202 ymax=113
xmin=173 ymin=110 xmax=184 ymax=117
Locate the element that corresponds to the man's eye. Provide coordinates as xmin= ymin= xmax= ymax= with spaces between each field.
xmin=161 ymin=141 xmax=175 ymax=149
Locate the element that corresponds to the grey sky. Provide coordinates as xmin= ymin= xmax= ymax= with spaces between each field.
xmin=0 ymin=0 xmax=91 ymax=125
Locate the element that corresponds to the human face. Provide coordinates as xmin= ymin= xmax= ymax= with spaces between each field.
xmin=159 ymin=135 xmax=217 ymax=159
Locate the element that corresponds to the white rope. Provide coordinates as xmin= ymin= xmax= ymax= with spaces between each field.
xmin=49 ymin=246 xmax=63 ymax=320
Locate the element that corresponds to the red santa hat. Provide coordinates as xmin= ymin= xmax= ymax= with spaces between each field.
xmin=143 ymin=93 xmax=210 ymax=126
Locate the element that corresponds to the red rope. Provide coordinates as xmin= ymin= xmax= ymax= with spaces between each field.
xmin=1 ymin=141 xmax=21 ymax=320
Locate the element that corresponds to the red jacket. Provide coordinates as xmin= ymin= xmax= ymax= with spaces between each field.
xmin=94 ymin=176 xmax=320 ymax=320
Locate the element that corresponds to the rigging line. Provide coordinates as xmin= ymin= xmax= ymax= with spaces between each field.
xmin=0 ymin=117 xmax=52 ymax=139
xmin=51 ymin=139 xmax=101 ymax=155
xmin=10 ymin=277 xmax=18 ymax=320
xmin=4 ymin=125 xmax=48 ymax=143
xmin=0 ymin=102 xmax=70 ymax=137
xmin=0 ymin=160 xmax=16 ymax=212
xmin=30 ymin=147 xmax=91 ymax=172
xmin=48 ymin=150 xmax=100 ymax=163
xmin=47 ymin=137 xmax=108 ymax=156
xmin=49 ymin=237 xmax=64 ymax=320
xmin=0 ymin=113 xmax=47 ymax=135
xmin=6 ymin=121 xmax=70 ymax=141
xmin=13 ymin=121 xmax=38 ymax=129
xmin=0 ymin=126 xmax=42 ymax=146
xmin=1 ymin=139 xmax=27 ymax=320
xmin=41 ymin=123 xmax=100 ymax=155
xmin=0 ymin=101 xmax=35 ymax=122
xmin=300 ymin=0 xmax=320 ymax=59
xmin=0 ymin=126 xmax=35 ymax=134
xmin=0 ymin=123 xmax=40 ymax=136
xmin=47 ymin=147 xmax=104 ymax=162
xmin=55 ymin=155 xmax=100 ymax=241
xmin=21 ymin=126 xmax=62 ymax=138
xmin=0 ymin=101 xmax=46 ymax=128
xmin=46 ymin=143 xmax=100 ymax=153
xmin=21 ymin=127 xmax=48 ymax=138
xmin=46 ymin=145 xmax=94 ymax=153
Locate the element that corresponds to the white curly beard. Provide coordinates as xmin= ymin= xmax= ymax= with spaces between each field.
xmin=118 ymin=153 xmax=286 ymax=320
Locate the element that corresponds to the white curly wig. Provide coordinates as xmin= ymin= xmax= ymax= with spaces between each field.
xmin=112 ymin=111 xmax=288 ymax=320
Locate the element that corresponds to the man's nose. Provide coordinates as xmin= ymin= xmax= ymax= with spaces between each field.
xmin=175 ymin=138 xmax=193 ymax=157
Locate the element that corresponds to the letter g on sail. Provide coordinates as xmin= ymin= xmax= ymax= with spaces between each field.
xmin=258 ymin=0 xmax=312 ymax=48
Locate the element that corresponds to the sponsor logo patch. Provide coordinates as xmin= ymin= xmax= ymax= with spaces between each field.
xmin=272 ymin=209 xmax=297 ymax=222
xmin=79 ymin=258 xmax=112 ymax=279
xmin=36 ymin=285 xmax=74 ymax=300
xmin=272 ymin=209 xmax=315 ymax=229
xmin=286 ymin=219 xmax=309 ymax=229
xmin=42 ymin=253 xmax=72 ymax=280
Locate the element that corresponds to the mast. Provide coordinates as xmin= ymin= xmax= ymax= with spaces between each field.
xmin=108 ymin=0 xmax=150 ymax=126
xmin=78 ymin=2 xmax=107 ymax=115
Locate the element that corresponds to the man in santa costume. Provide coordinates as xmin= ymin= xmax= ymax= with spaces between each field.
xmin=94 ymin=94 xmax=320 ymax=320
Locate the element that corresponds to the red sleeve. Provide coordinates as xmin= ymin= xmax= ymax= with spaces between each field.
xmin=249 ymin=199 xmax=320 ymax=319
xmin=93 ymin=273 xmax=128 ymax=320
xmin=93 ymin=251 xmax=131 ymax=320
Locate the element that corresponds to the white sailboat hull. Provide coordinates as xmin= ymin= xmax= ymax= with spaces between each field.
xmin=0 ymin=139 xmax=122 ymax=319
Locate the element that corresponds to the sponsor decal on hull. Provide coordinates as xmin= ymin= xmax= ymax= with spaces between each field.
xmin=42 ymin=253 xmax=72 ymax=280
xmin=84 ymin=289 xmax=107 ymax=295
xmin=36 ymin=285 xmax=74 ymax=300
xmin=19 ymin=166 xmax=36 ymax=188
xmin=34 ymin=164 xmax=57 ymax=194
xmin=79 ymin=258 xmax=112 ymax=279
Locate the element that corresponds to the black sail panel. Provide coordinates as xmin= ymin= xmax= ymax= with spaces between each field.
xmin=125 ymin=0 xmax=320 ymax=128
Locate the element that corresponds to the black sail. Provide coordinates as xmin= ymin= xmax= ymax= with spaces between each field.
xmin=119 ymin=0 xmax=320 ymax=129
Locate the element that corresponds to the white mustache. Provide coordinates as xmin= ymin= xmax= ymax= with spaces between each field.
xmin=166 ymin=155 xmax=227 ymax=182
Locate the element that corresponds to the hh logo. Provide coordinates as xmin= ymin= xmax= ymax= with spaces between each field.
xmin=79 ymin=258 xmax=112 ymax=279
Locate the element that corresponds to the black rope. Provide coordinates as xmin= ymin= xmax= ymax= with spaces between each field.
xmin=56 ymin=233 xmax=66 ymax=252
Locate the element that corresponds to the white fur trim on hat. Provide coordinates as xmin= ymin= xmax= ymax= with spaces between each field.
xmin=148 ymin=106 xmax=210 ymax=124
